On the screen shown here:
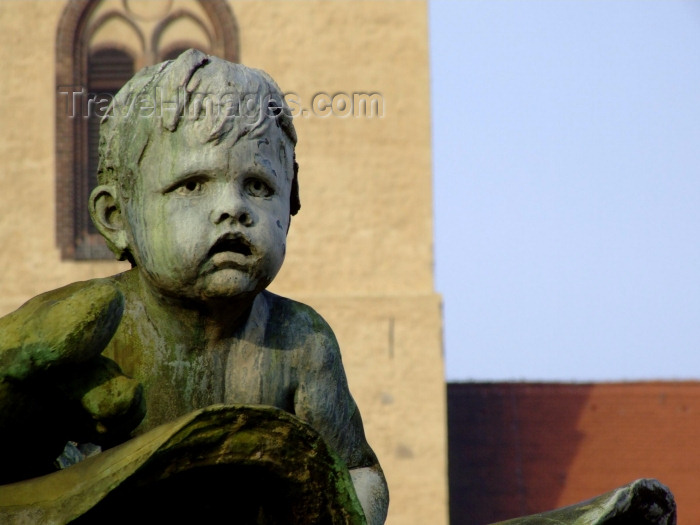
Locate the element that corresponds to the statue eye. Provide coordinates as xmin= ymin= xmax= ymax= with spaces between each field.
xmin=174 ymin=179 xmax=204 ymax=195
xmin=245 ymin=178 xmax=273 ymax=198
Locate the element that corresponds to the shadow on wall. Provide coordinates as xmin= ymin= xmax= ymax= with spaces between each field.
xmin=447 ymin=383 xmax=591 ymax=524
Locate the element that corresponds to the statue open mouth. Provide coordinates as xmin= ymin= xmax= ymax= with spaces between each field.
xmin=208 ymin=235 xmax=253 ymax=258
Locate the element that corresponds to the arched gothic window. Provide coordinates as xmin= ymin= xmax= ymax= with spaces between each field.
xmin=55 ymin=0 xmax=239 ymax=259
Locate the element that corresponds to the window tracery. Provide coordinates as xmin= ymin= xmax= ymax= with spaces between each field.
xmin=56 ymin=0 xmax=239 ymax=259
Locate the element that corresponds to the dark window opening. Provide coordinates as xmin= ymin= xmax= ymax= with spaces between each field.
xmin=84 ymin=48 xmax=134 ymax=237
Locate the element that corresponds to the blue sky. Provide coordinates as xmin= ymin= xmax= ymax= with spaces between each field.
xmin=430 ymin=1 xmax=700 ymax=381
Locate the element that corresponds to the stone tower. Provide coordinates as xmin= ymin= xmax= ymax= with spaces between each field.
xmin=0 ymin=1 xmax=446 ymax=523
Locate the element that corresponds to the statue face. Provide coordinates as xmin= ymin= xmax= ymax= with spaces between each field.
xmin=123 ymin=124 xmax=293 ymax=303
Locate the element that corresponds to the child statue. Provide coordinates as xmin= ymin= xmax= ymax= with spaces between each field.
xmin=0 ymin=49 xmax=388 ymax=524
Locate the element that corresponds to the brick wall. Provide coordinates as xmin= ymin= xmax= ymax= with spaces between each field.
xmin=448 ymin=382 xmax=700 ymax=524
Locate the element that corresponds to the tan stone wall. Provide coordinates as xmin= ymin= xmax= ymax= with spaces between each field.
xmin=308 ymin=295 xmax=447 ymax=525
xmin=0 ymin=0 xmax=129 ymax=312
xmin=0 ymin=2 xmax=446 ymax=523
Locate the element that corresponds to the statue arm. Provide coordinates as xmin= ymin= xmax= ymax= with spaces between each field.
xmin=293 ymin=322 xmax=389 ymax=524
xmin=0 ymin=279 xmax=144 ymax=482
xmin=350 ymin=465 xmax=390 ymax=525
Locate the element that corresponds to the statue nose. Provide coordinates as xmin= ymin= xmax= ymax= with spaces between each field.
xmin=211 ymin=188 xmax=255 ymax=226
xmin=212 ymin=208 xmax=254 ymax=226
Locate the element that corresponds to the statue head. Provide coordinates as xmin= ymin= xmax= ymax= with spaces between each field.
xmin=90 ymin=49 xmax=300 ymax=303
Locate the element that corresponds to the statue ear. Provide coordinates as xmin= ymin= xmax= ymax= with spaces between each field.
xmin=89 ymin=185 xmax=130 ymax=259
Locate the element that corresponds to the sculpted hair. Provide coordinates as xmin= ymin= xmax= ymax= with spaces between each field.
xmin=96 ymin=49 xmax=300 ymax=261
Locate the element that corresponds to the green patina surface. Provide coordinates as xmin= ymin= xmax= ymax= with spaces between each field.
xmin=0 ymin=405 xmax=366 ymax=525
xmin=492 ymin=478 xmax=676 ymax=525
xmin=0 ymin=49 xmax=384 ymax=524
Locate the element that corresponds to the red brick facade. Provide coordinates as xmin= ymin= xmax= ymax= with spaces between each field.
xmin=448 ymin=382 xmax=700 ymax=524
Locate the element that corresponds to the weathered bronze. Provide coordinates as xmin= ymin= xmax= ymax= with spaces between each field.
xmin=492 ymin=478 xmax=676 ymax=525
xmin=0 ymin=405 xmax=366 ymax=524
xmin=0 ymin=50 xmax=387 ymax=524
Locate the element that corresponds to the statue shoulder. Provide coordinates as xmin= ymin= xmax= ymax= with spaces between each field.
xmin=260 ymin=291 xmax=340 ymax=356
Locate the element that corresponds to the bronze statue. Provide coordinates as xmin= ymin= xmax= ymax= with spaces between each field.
xmin=0 ymin=49 xmax=387 ymax=524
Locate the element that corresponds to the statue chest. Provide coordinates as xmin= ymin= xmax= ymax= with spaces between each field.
xmin=113 ymin=337 xmax=298 ymax=433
